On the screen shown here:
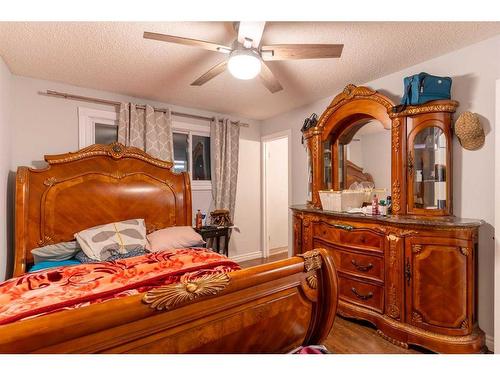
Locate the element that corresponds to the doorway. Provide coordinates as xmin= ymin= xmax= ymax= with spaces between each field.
xmin=262 ymin=131 xmax=291 ymax=258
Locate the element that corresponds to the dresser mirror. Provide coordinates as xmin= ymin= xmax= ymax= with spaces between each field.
xmin=324 ymin=119 xmax=391 ymax=192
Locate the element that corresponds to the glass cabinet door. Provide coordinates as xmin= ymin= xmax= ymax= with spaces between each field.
xmin=409 ymin=126 xmax=447 ymax=212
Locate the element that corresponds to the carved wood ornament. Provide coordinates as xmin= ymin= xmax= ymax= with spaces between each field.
xmin=412 ymin=244 xmax=423 ymax=254
xmin=298 ymin=250 xmax=323 ymax=289
xmin=45 ymin=142 xmax=174 ymax=169
xmin=412 ymin=311 xmax=423 ymax=324
xmin=392 ymin=180 xmax=401 ymax=214
xmin=391 ymin=118 xmax=401 ymax=152
xmin=298 ymin=250 xmax=323 ymax=272
xmin=143 ymin=273 xmax=230 ymax=311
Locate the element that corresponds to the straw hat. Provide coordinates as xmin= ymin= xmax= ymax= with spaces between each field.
xmin=454 ymin=112 xmax=485 ymax=151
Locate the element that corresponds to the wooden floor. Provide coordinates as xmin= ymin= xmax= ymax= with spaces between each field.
xmin=238 ymin=253 xmax=289 ymax=268
xmin=239 ymin=254 xmax=426 ymax=354
xmin=325 ymin=317 xmax=425 ymax=354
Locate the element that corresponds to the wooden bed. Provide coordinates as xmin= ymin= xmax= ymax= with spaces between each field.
xmin=0 ymin=143 xmax=339 ymax=353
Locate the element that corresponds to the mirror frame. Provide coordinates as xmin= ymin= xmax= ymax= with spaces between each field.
xmin=303 ymin=84 xmax=395 ymax=209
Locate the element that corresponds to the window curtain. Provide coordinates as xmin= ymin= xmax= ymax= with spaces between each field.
xmin=210 ymin=118 xmax=240 ymax=221
xmin=117 ymin=103 xmax=174 ymax=162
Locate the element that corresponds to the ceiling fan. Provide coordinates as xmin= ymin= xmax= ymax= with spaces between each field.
xmin=143 ymin=22 xmax=343 ymax=93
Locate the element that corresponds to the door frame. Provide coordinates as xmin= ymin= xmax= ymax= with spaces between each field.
xmin=495 ymin=79 xmax=500 ymax=353
xmin=78 ymin=107 xmax=118 ymax=149
xmin=261 ymin=130 xmax=292 ymax=258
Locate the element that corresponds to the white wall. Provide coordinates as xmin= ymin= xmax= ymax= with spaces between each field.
xmin=6 ymin=75 xmax=262 ymax=269
xmin=265 ymin=137 xmax=289 ymax=250
xmin=261 ymin=35 xmax=500 ymax=347
xmin=0 ymin=57 xmax=12 ymax=281
xmin=360 ymin=131 xmax=392 ymax=191
xmin=346 ymin=139 xmax=364 ymax=168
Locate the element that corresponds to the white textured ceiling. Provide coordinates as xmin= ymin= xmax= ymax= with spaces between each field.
xmin=1 ymin=22 xmax=499 ymax=120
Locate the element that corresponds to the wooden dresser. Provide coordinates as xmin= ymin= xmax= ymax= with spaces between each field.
xmin=292 ymin=207 xmax=484 ymax=353
xmin=296 ymin=84 xmax=486 ymax=353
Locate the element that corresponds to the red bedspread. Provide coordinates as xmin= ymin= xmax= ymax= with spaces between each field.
xmin=0 ymin=248 xmax=240 ymax=325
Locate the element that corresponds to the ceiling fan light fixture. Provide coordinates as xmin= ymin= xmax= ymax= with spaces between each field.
xmin=227 ymin=49 xmax=261 ymax=80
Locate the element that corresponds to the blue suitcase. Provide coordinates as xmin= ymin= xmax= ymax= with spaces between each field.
xmin=394 ymin=72 xmax=452 ymax=112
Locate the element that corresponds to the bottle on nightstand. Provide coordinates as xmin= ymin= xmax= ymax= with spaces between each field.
xmin=195 ymin=209 xmax=203 ymax=229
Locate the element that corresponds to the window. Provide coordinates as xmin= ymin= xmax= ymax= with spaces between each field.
xmin=78 ymin=107 xmax=118 ymax=149
xmin=173 ymin=133 xmax=189 ymax=173
xmin=95 ymin=123 xmax=118 ymax=145
xmin=78 ymin=107 xmax=212 ymax=191
xmin=172 ymin=124 xmax=212 ymax=190
xmin=192 ymin=135 xmax=211 ymax=181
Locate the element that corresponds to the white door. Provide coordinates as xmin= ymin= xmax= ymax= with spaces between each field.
xmin=264 ymin=136 xmax=289 ymax=255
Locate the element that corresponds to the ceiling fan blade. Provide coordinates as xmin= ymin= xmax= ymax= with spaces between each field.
xmin=191 ymin=61 xmax=228 ymax=86
xmin=261 ymin=44 xmax=344 ymax=61
xmin=144 ymin=31 xmax=232 ymax=54
xmin=237 ymin=21 xmax=266 ymax=48
xmin=259 ymin=62 xmax=283 ymax=93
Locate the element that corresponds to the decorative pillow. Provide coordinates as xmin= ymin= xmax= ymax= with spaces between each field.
xmin=75 ymin=249 xmax=147 ymax=263
xmin=146 ymin=226 xmax=205 ymax=252
xmin=75 ymin=219 xmax=147 ymax=261
xmin=31 ymin=241 xmax=82 ymax=264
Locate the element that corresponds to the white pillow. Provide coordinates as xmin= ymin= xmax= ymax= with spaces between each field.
xmin=146 ymin=226 xmax=205 ymax=252
xmin=75 ymin=219 xmax=147 ymax=261
xmin=31 ymin=241 xmax=82 ymax=264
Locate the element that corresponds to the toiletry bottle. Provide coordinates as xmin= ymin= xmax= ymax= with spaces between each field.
xmin=372 ymin=194 xmax=379 ymax=215
xmin=386 ymin=195 xmax=392 ymax=215
xmin=195 ymin=209 xmax=203 ymax=229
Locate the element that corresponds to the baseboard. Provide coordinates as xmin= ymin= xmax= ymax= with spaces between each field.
xmin=230 ymin=251 xmax=263 ymax=263
xmin=486 ymin=334 xmax=494 ymax=352
xmin=269 ymin=247 xmax=288 ymax=256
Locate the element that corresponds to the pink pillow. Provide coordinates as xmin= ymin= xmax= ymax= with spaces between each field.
xmin=146 ymin=226 xmax=205 ymax=252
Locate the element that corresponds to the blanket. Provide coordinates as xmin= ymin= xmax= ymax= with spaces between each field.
xmin=0 ymin=248 xmax=239 ymax=325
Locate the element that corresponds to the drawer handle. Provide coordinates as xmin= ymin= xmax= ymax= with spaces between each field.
xmin=351 ymin=259 xmax=374 ymax=272
xmin=333 ymin=224 xmax=354 ymax=231
xmin=351 ymin=287 xmax=374 ymax=301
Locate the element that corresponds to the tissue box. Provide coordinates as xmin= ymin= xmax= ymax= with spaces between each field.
xmin=341 ymin=191 xmax=365 ymax=211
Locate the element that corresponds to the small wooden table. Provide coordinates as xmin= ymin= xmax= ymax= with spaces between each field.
xmin=194 ymin=226 xmax=231 ymax=257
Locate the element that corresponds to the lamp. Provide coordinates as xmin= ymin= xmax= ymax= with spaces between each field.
xmin=227 ymin=49 xmax=262 ymax=80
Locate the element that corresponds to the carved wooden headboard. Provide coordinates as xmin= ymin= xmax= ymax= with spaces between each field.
xmin=14 ymin=143 xmax=192 ymax=276
xmin=345 ymin=160 xmax=374 ymax=188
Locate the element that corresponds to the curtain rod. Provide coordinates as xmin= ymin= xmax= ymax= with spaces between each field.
xmin=42 ymin=90 xmax=249 ymax=127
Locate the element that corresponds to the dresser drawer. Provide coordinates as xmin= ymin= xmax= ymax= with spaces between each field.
xmin=334 ymin=249 xmax=384 ymax=282
xmin=338 ymin=276 xmax=384 ymax=313
xmin=312 ymin=221 xmax=383 ymax=252
xmin=313 ymin=239 xmax=384 ymax=282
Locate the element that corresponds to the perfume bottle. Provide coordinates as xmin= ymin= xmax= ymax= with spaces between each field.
xmin=372 ymin=194 xmax=379 ymax=215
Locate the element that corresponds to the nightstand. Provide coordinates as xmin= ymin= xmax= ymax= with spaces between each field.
xmin=194 ymin=226 xmax=231 ymax=257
